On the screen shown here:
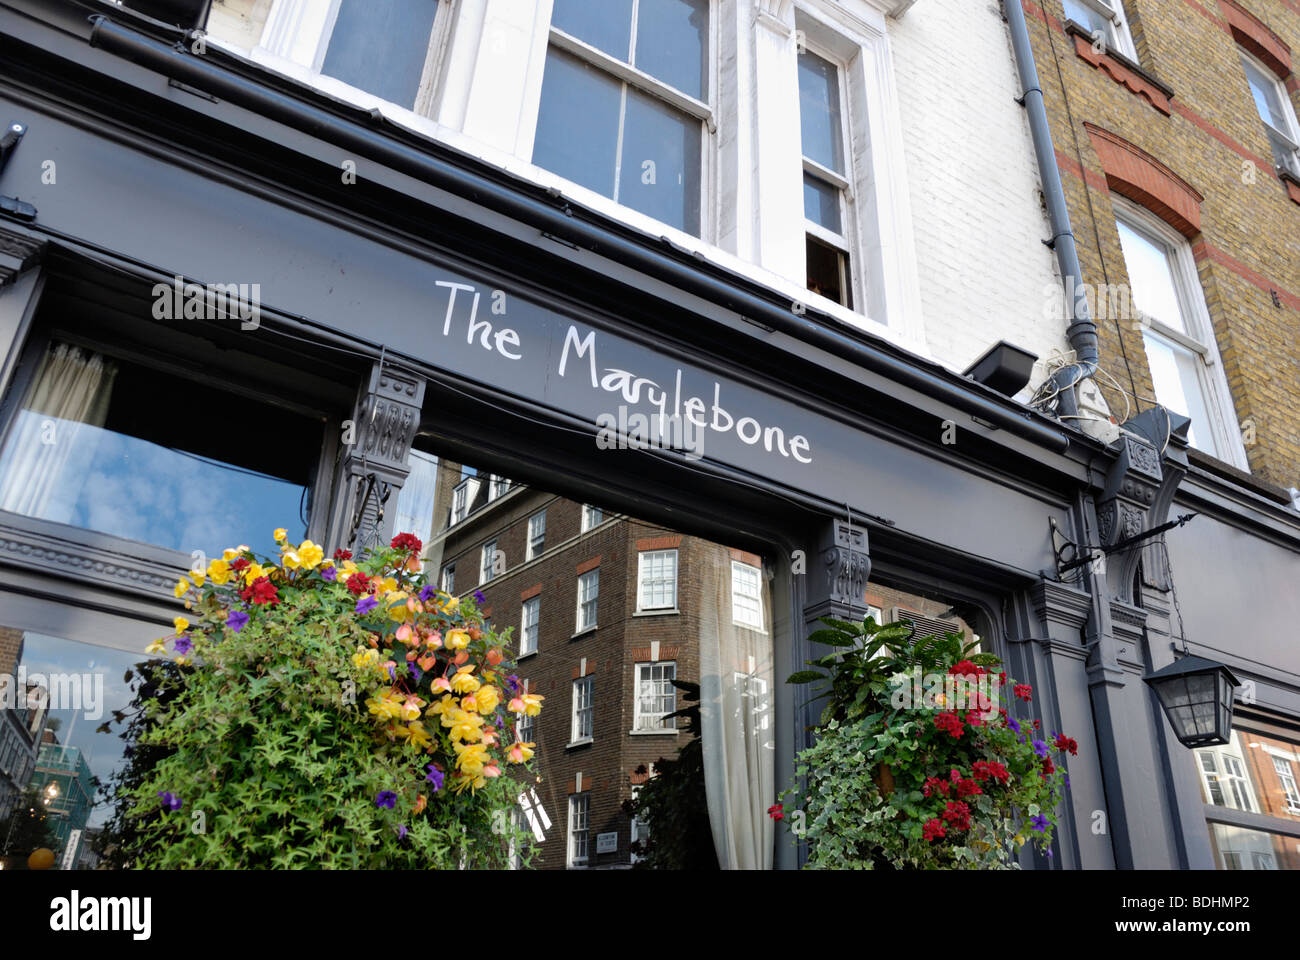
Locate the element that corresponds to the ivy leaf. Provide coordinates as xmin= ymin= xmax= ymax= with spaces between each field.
xmin=787 ymin=670 xmax=827 ymax=685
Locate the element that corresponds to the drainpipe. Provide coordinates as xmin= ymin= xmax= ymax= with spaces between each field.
xmin=1002 ymin=0 xmax=1099 ymax=419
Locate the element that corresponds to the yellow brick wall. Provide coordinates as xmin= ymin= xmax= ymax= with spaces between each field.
xmin=1025 ymin=0 xmax=1300 ymax=489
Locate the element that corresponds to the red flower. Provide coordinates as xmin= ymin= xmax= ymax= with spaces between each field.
xmin=972 ymin=760 xmax=1011 ymax=784
xmin=346 ymin=572 xmax=373 ymax=596
xmin=956 ymin=778 xmax=983 ymax=798
xmin=391 ymin=532 xmax=423 ymax=554
xmin=767 ymin=803 xmax=784 ymax=821
xmin=333 ymin=548 xmax=353 ymax=561
xmin=1041 ymin=757 xmax=1055 ymax=776
xmin=230 ymin=557 xmax=250 ymax=574
xmin=1054 ymin=733 xmax=1078 ymax=756
xmin=922 ymin=818 xmax=947 ymax=842
xmin=239 ymin=577 xmax=280 ymax=606
xmin=941 ymin=800 xmax=972 ymax=831
xmin=923 ymin=777 xmax=951 ymax=798
xmin=1013 ymin=684 xmax=1033 ymax=702
xmin=948 ymin=659 xmax=985 ymax=678
xmin=934 ymin=712 xmax=965 ymax=739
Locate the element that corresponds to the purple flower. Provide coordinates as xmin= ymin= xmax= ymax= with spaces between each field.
xmin=473 ymin=590 xmax=485 ymax=605
xmin=226 ymin=609 xmax=250 ymax=633
xmin=356 ymin=596 xmax=379 ymax=615
xmin=419 ymin=585 xmax=437 ymax=603
xmin=504 ymin=674 xmax=521 ymax=696
xmin=1032 ymin=739 xmax=1049 ymax=758
xmin=1045 ymin=848 xmax=1054 ymax=858
xmin=386 ymin=663 xmax=397 ymax=681
xmin=425 ymin=764 xmax=444 ymax=793
xmin=409 ymin=661 xmax=424 ymax=683
xmin=1029 ymin=814 xmax=1049 ymax=833
xmin=1006 ymin=716 xmax=1021 ymax=734
xmin=157 ymin=791 xmax=182 ymax=812
xmin=321 ymin=565 xmax=337 ymax=582
xmin=1063 ymin=774 xmax=1071 ymax=790
xmin=173 ymin=634 xmax=194 ymax=657
xmin=397 ymin=824 xmax=407 ymax=840
xmin=376 ymin=790 xmax=398 ymax=809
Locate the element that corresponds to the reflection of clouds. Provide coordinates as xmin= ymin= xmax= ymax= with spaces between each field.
xmin=20 ymin=424 xmax=304 ymax=555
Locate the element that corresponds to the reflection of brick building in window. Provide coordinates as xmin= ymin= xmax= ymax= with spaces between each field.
xmin=431 ymin=459 xmax=769 ymax=868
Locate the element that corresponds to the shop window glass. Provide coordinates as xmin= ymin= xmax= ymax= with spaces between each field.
xmin=0 ymin=342 xmax=317 ymax=557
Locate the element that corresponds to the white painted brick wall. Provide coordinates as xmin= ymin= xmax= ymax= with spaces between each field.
xmin=889 ymin=0 xmax=1068 ymax=394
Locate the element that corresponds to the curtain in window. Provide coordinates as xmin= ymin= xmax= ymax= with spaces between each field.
xmin=697 ymin=549 xmax=775 ymax=869
xmin=0 ymin=343 xmax=117 ymax=518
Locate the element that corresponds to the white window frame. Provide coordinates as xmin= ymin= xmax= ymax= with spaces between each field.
xmin=526 ymin=510 xmax=546 ymax=561
xmin=1238 ymin=48 xmax=1300 ymax=179
xmin=1062 ymin=0 xmax=1138 ymax=62
xmin=1196 ymin=732 xmax=1258 ymax=813
xmin=797 ymin=40 xmax=857 ymax=310
xmin=520 ymin=595 xmax=540 ymax=657
xmin=489 ymin=473 xmax=511 ymax=501
xmin=567 ymin=792 xmax=590 ymax=868
xmin=219 ymin=0 xmax=457 ymax=121
xmin=636 ymin=549 xmax=678 ymax=612
xmin=730 ymin=560 xmax=766 ymax=631
xmin=575 ymin=568 xmax=599 ymax=632
xmin=524 ymin=0 xmax=719 ymax=243
xmin=581 ymin=504 xmax=603 ymax=532
xmin=1113 ymin=199 xmax=1248 ymax=470
xmin=516 ymin=709 xmax=536 ymax=745
xmin=570 ymin=675 xmax=594 ymax=744
xmin=1271 ymin=756 xmax=1300 ymax=815
xmin=633 ymin=661 xmax=678 ymax=732
xmin=480 ymin=539 xmax=498 ymax=584
xmin=441 ymin=564 xmax=455 ymax=593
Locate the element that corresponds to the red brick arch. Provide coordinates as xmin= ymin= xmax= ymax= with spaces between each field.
xmin=1083 ymin=124 xmax=1205 ymax=237
xmin=1220 ymin=0 xmax=1292 ymax=78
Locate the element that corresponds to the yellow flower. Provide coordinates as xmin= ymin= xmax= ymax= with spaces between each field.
xmin=404 ymin=721 xmax=433 ymax=750
xmin=385 ymin=591 xmax=411 ymax=622
xmin=352 ymin=647 xmax=379 ymax=670
xmin=426 ymin=694 xmax=457 ymax=719
xmin=173 ymin=616 xmax=190 ymax=633
xmin=281 ymin=550 xmax=302 ymax=570
xmin=509 ymin=693 xmax=545 ymax=717
xmin=375 ymin=576 xmax=398 ymax=597
xmin=190 ymin=569 xmax=206 ymax=587
xmin=446 ymin=629 xmax=470 ymax=651
xmin=298 ymin=540 xmax=324 ymax=568
xmin=146 ymin=639 xmax=167 ymax=655
xmin=222 ymin=548 xmax=240 ymax=561
xmin=454 ymin=741 xmax=489 ymax=777
xmin=475 ymin=686 xmax=500 ymax=714
xmin=450 ymin=666 xmax=479 ymax=694
xmin=207 ymin=558 xmax=232 ymax=585
xmin=366 ymin=695 xmax=404 ymax=722
xmin=173 ymin=577 xmax=191 ymax=598
xmin=399 ymin=695 xmax=426 ymax=723
xmin=273 ymin=528 xmax=288 ymax=542
xmin=442 ymin=595 xmax=461 ymax=614
xmin=447 ymin=709 xmax=484 ymax=743
xmin=243 ymin=562 xmax=267 ymax=584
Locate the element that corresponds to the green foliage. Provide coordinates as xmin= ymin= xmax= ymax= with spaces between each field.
xmin=780 ymin=615 xmax=1074 ymax=869
xmin=623 ymin=681 xmax=719 ymax=871
xmin=101 ymin=536 xmax=538 ymax=869
xmin=0 ymin=786 xmax=59 ymax=868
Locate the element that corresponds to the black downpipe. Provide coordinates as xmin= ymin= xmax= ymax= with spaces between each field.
xmin=1002 ymin=0 xmax=1099 ymax=418
xmin=88 ymin=15 xmax=1070 ymax=452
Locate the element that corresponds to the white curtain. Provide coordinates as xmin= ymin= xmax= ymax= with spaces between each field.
xmin=0 ymin=343 xmax=117 ymax=518
xmin=698 ymin=552 xmax=775 ymax=869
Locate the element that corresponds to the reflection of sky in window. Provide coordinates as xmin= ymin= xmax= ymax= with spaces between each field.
xmin=1 ymin=412 xmax=305 ymax=558
xmin=18 ymin=632 xmax=144 ymax=830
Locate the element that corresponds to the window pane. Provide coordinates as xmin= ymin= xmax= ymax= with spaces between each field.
xmin=634 ymin=0 xmax=709 ymax=100
xmin=618 ymin=88 xmax=702 ymax=235
xmin=0 ymin=343 xmax=313 ymax=557
xmin=1062 ymin=0 xmax=1114 ymax=41
xmin=798 ymin=51 xmax=844 ymax=174
xmin=533 ymin=49 xmax=623 ymax=199
xmin=1116 ymin=220 xmax=1187 ymax=334
xmin=803 ymin=173 xmax=842 ymax=233
xmin=551 ymin=0 xmax=635 ymax=62
xmin=806 ymin=235 xmax=849 ymax=307
xmin=1241 ymin=55 xmax=1292 ymax=132
xmin=1142 ymin=331 xmax=1217 ymax=456
xmin=320 ymin=0 xmax=440 ymax=109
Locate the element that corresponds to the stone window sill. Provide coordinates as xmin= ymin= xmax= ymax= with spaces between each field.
xmin=1065 ymin=22 xmax=1175 ymax=116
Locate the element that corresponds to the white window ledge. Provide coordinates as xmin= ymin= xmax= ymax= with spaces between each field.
xmin=629 ymin=729 xmax=680 ymax=737
xmin=632 ymin=608 xmax=680 ymax=618
xmin=565 ymin=737 xmax=594 ymax=750
xmin=571 ymin=626 xmax=597 ymax=640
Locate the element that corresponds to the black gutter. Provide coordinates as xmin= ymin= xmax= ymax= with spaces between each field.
xmin=86 ymin=15 xmax=1070 ymax=453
